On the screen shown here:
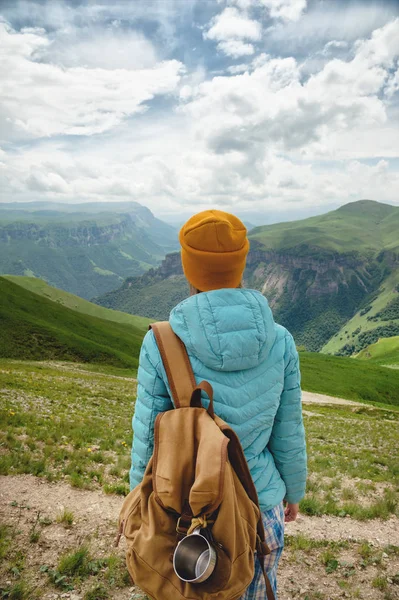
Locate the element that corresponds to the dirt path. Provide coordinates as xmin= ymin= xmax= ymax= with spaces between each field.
xmin=1 ymin=476 xmax=399 ymax=600
xmin=2 ymin=475 xmax=398 ymax=547
xmin=301 ymin=391 xmax=365 ymax=407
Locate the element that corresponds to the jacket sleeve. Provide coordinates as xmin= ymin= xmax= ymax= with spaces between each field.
xmin=268 ymin=332 xmax=307 ymax=503
xmin=129 ymin=330 xmax=173 ymax=490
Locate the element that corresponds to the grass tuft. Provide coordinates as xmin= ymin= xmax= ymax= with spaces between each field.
xmin=372 ymin=575 xmax=388 ymax=590
xmin=103 ymin=483 xmax=129 ymax=496
xmin=321 ymin=549 xmax=339 ymax=573
xmin=56 ymin=509 xmax=74 ymax=529
xmin=2 ymin=581 xmax=32 ymax=600
xmin=57 ymin=546 xmax=90 ymax=577
xmin=84 ymin=584 xmax=110 ymax=600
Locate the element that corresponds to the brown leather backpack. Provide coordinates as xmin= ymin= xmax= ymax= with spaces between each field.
xmin=117 ymin=322 xmax=275 ymax=600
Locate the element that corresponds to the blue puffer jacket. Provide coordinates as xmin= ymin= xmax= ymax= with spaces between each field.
xmin=130 ymin=288 xmax=307 ymax=511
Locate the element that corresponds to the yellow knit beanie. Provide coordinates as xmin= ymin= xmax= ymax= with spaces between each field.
xmin=179 ymin=210 xmax=249 ymax=292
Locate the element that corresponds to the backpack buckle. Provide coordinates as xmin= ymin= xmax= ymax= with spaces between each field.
xmin=176 ymin=515 xmax=191 ymax=536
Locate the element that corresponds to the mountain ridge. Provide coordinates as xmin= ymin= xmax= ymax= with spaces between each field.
xmin=95 ymin=200 xmax=399 ymax=353
xmin=0 ymin=201 xmax=179 ymax=299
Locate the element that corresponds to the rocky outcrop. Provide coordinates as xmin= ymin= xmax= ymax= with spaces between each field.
xmin=247 ymin=245 xmax=362 ymax=273
xmin=157 ymin=252 xmax=183 ymax=277
xmin=122 ymin=252 xmax=183 ymax=292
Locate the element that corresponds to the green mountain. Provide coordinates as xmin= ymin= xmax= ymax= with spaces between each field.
xmin=247 ymin=200 xmax=399 ymax=352
xmin=0 ymin=201 xmax=178 ymax=300
xmin=0 ymin=276 xmax=148 ymax=369
xmin=95 ymin=200 xmax=399 ymax=353
xmin=249 ymin=199 xmax=398 ymax=253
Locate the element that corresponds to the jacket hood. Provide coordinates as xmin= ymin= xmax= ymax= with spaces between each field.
xmin=169 ymin=288 xmax=276 ymax=372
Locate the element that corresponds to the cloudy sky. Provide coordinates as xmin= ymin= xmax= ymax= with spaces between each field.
xmin=1 ymin=0 xmax=399 ymax=223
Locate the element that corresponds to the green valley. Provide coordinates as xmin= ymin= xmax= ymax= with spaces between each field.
xmin=95 ymin=252 xmax=188 ymax=320
xmin=246 ymin=200 xmax=399 ymax=352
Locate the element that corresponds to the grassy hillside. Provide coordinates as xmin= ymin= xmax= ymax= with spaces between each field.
xmin=322 ymin=270 xmax=399 ymax=355
xmin=0 ymin=277 xmax=147 ymax=369
xmin=356 ymin=336 xmax=399 ymax=366
xmin=250 ymin=200 xmax=399 ymax=254
xmin=4 ymin=275 xmax=152 ymax=329
xmin=299 ymin=351 xmax=399 ymax=406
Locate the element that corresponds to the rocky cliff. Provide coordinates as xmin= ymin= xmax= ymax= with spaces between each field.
xmin=245 ymin=248 xmax=391 ymax=351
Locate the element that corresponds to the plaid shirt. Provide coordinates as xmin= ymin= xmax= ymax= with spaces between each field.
xmin=240 ymin=502 xmax=285 ymax=600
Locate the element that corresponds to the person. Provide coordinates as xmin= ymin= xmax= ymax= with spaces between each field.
xmin=130 ymin=210 xmax=307 ymax=599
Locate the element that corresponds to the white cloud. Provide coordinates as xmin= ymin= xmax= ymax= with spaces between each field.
xmin=1 ymin=5 xmax=399 ymax=217
xmin=1 ymin=117 xmax=399 ymax=217
xmin=355 ymin=17 xmax=399 ymax=67
xmin=227 ymin=0 xmax=255 ymax=10
xmin=385 ymin=63 xmax=399 ymax=98
xmin=205 ymin=7 xmax=262 ymax=41
xmin=27 ymin=171 xmax=69 ymax=193
xmin=266 ymin=2 xmax=399 ymax=54
xmin=0 ymin=21 xmax=183 ymax=139
xmin=2 ymin=0 xmax=196 ymax=55
xmin=258 ymin=0 xmax=307 ymax=22
xmin=184 ymin=19 xmax=399 ymax=161
xmin=204 ymin=6 xmax=261 ymax=56
xmin=217 ymin=39 xmax=255 ymax=57
xmin=228 ymin=0 xmax=307 ymax=21
xmin=322 ymin=40 xmax=349 ymax=56
xmin=39 ymin=26 xmax=158 ymax=70
xmin=227 ymin=63 xmax=250 ymax=74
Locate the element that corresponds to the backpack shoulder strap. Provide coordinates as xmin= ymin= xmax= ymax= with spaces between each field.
xmin=150 ymin=321 xmax=196 ymax=408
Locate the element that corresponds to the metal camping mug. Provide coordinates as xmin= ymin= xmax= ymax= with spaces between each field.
xmin=173 ymin=528 xmax=217 ymax=583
